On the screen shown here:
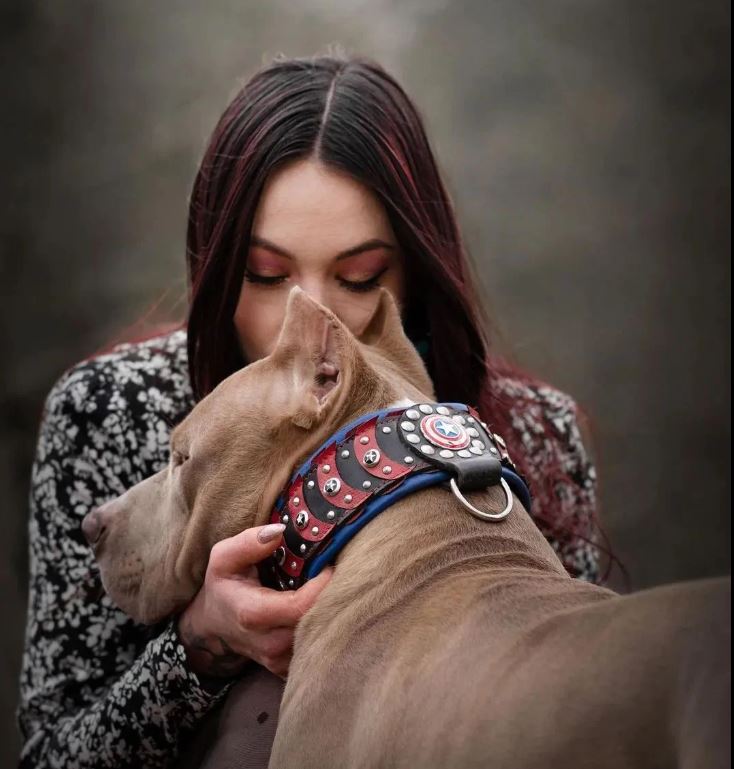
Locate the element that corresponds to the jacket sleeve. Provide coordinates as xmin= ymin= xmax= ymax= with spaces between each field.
xmin=16 ymin=364 xmax=234 ymax=768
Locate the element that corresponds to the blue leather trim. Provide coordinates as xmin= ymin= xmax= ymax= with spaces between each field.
xmin=303 ymin=465 xmax=531 ymax=580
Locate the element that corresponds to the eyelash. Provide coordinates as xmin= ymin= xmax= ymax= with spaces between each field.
xmin=244 ymin=267 xmax=388 ymax=294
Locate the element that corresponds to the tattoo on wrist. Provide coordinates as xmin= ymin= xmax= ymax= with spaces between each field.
xmin=179 ymin=615 xmax=248 ymax=678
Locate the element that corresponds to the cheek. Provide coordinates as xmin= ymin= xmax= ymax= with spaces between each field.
xmin=234 ymin=283 xmax=288 ymax=361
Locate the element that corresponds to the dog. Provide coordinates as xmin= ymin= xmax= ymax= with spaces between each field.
xmin=85 ymin=287 xmax=730 ymax=769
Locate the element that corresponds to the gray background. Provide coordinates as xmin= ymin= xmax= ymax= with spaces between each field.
xmin=1 ymin=0 xmax=730 ymax=763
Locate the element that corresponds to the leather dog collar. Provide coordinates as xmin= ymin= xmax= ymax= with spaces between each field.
xmin=262 ymin=403 xmax=531 ymax=591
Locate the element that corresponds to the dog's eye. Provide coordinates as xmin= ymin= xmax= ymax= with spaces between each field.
xmin=171 ymin=450 xmax=188 ymax=467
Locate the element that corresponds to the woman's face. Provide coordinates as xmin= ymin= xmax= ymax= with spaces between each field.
xmin=234 ymin=158 xmax=406 ymax=362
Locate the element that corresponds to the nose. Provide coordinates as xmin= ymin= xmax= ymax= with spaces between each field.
xmin=82 ymin=509 xmax=107 ymax=546
xmin=297 ymin=278 xmax=327 ymax=309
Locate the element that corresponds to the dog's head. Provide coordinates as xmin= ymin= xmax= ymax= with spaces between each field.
xmin=83 ymin=287 xmax=435 ymax=624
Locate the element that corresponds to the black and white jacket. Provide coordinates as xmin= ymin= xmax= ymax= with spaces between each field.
xmin=17 ymin=329 xmax=600 ymax=768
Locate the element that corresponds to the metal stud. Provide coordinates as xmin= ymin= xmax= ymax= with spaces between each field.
xmin=458 ymin=450 xmax=472 ymax=458
xmin=323 ymin=464 xmax=331 ymax=472
xmin=324 ymin=478 xmax=341 ymax=496
xmin=467 ymin=416 xmax=476 ymax=423
xmin=307 ymin=480 xmax=315 ymax=489
xmin=281 ymin=514 xmax=289 ymax=523
xmin=364 ymin=448 xmax=381 ymax=466
xmin=419 ymin=404 xmax=433 ymax=414
xmin=439 ymin=449 xmax=454 ymax=458
xmin=400 ymin=421 xmax=415 ymax=432
xmin=291 ymin=561 xmax=297 ymax=569
xmin=344 ymin=494 xmax=353 ymax=503
xmin=311 ymin=526 xmax=319 ymax=535
xmin=404 ymin=456 xmax=415 ymax=464
xmin=454 ymin=415 xmax=466 ymax=425
xmin=360 ymin=436 xmax=370 ymax=445
xmin=326 ymin=510 xmax=335 ymax=520
xmin=421 ymin=445 xmax=435 ymax=455
xmin=299 ymin=544 xmax=307 ymax=554
xmin=288 ymin=579 xmax=295 ymax=588
xmin=472 ymin=439 xmax=485 ymax=449
xmin=341 ymin=449 xmax=350 ymax=458
xmin=382 ymin=465 xmax=392 ymax=474
xmin=363 ymin=480 xmax=372 ymax=489
xmin=406 ymin=433 xmax=420 ymax=444
xmin=293 ymin=496 xmax=300 ymax=506
xmin=467 ymin=428 xmax=479 ymax=438
xmin=406 ymin=409 xmax=420 ymax=420
xmin=490 ymin=446 xmax=498 ymax=455
xmin=470 ymin=446 xmax=483 ymax=455
xmin=382 ymin=425 xmax=392 ymax=434
xmin=296 ymin=510 xmax=309 ymax=529
xmin=436 ymin=406 xmax=450 ymax=415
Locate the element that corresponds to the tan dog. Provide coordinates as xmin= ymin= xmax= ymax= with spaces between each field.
xmin=89 ymin=288 xmax=730 ymax=769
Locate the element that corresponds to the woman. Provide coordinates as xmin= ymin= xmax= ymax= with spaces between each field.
xmin=17 ymin=54 xmax=601 ymax=768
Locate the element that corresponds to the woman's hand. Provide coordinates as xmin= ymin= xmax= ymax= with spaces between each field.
xmin=177 ymin=523 xmax=333 ymax=681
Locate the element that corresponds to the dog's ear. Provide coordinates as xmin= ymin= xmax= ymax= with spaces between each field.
xmin=358 ymin=288 xmax=435 ymax=397
xmin=273 ymin=287 xmax=352 ymax=430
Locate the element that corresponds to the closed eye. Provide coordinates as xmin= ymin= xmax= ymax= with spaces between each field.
xmin=171 ymin=450 xmax=189 ymax=467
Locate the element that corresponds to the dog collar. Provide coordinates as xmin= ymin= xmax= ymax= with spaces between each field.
xmin=262 ymin=403 xmax=531 ymax=591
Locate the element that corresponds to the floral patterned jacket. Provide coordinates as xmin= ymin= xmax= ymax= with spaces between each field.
xmin=17 ymin=329 xmax=599 ymax=768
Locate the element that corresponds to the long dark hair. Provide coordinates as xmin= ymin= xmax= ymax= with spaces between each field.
xmin=185 ymin=53 xmax=606 ymax=579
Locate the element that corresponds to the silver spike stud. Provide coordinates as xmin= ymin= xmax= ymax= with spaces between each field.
xmin=341 ymin=449 xmax=350 ymax=458
xmin=382 ymin=465 xmax=392 ymax=474
xmin=293 ymin=496 xmax=300 ymax=506
xmin=404 ymin=456 xmax=415 ymax=464
xmin=344 ymin=494 xmax=353 ymax=503
xmin=288 ymin=579 xmax=295 ymax=588
xmin=421 ymin=445 xmax=435 ymax=455
xmin=406 ymin=409 xmax=420 ymax=420
xmin=436 ymin=406 xmax=450 ymax=415
xmin=311 ymin=526 xmax=319 ymax=535
xmin=327 ymin=510 xmax=335 ymax=520
xmin=382 ymin=425 xmax=392 ymax=434
xmin=419 ymin=404 xmax=433 ymax=414
xmin=360 ymin=436 xmax=370 ymax=444
xmin=299 ymin=544 xmax=307 ymax=554
xmin=406 ymin=434 xmax=420 ymax=444
xmin=323 ymin=464 xmax=331 ymax=473
xmin=281 ymin=514 xmax=289 ymax=523
xmin=363 ymin=480 xmax=372 ymax=489
xmin=290 ymin=561 xmax=297 ymax=569
xmin=307 ymin=480 xmax=315 ymax=489
xmin=439 ymin=450 xmax=454 ymax=458
xmin=400 ymin=421 xmax=415 ymax=432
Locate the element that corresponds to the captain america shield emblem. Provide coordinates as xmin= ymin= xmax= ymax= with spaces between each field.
xmin=419 ymin=414 xmax=471 ymax=450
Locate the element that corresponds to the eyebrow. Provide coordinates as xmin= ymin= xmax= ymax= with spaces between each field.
xmin=250 ymin=235 xmax=395 ymax=261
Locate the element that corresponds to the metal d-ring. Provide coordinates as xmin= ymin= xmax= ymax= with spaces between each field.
xmin=449 ymin=477 xmax=513 ymax=522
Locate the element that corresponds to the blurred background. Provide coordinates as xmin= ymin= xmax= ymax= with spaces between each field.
xmin=1 ymin=0 xmax=730 ymax=762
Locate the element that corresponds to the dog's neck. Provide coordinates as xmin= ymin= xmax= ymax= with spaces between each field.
xmin=293 ymin=460 xmax=570 ymax=651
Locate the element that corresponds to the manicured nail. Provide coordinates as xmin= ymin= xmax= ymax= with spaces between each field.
xmin=257 ymin=523 xmax=285 ymax=544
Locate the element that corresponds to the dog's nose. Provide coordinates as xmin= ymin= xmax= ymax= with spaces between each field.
xmin=82 ymin=509 xmax=107 ymax=546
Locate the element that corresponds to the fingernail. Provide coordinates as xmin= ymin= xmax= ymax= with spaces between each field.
xmin=257 ymin=523 xmax=285 ymax=544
